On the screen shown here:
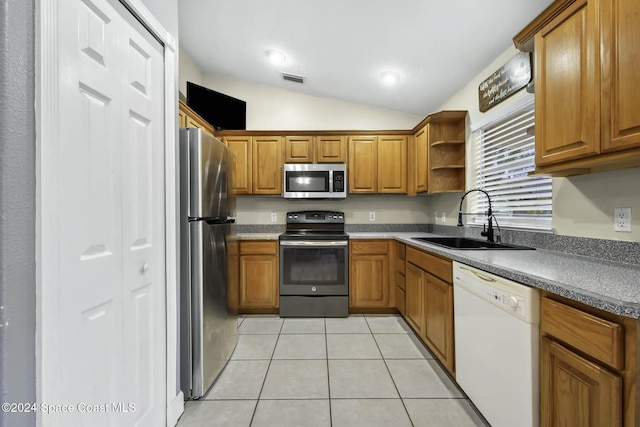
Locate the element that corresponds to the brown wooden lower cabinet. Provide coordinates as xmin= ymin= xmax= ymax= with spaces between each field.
xmin=404 ymin=262 xmax=424 ymax=335
xmin=423 ymin=273 xmax=453 ymax=372
xmin=541 ymin=336 xmax=622 ymax=427
xmin=238 ymin=241 xmax=278 ymax=311
xmin=540 ymin=293 xmax=638 ymax=427
xmin=349 ymin=240 xmax=394 ymax=310
xmin=404 ymin=246 xmax=454 ymax=375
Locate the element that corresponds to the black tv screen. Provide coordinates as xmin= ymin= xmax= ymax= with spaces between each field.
xmin=186 ymin=82 xmax=246 ymax=130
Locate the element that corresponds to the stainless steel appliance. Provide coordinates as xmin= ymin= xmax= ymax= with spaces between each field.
xmin=179 ymin=128 xmax=238 ymax=399
xmin=279 ymin=211 xmax=349 ymax=317
xmin=283 ymin=163 xmax=347 ymax=199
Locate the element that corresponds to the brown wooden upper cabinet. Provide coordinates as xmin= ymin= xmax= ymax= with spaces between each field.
xmin=179 ymin=100 xmax=215 ymax=136
xmin=408 ymin=111 xmax=466 ymax=195
xmin=348 ymin=135 xmax=407 ymax=194
xmin=517 ymin=0 xmax=640 ymax=175
xmin=223 ymin=135 xmax=283 ymax=195
xmin=283 ymin=135 xmax=347 ymax=163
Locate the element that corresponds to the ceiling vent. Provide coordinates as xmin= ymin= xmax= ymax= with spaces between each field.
xmin=282 ymin=72 xmax=304 ymax=84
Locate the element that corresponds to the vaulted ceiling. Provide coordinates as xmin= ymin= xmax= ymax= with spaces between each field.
xmin=179 ymin=0 xmax=553 ymax=115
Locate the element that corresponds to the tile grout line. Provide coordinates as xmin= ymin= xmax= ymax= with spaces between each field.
xmin=247 ymin=317 xmax=285 ymax=427
xmin=366 ymin=315 xmax=416 ymax=427
xmin=324 ymin=317 xmax=333 ymax=427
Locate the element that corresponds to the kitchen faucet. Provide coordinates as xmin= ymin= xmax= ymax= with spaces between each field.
xmin=457 ymin=188 xmax=496 ymax=243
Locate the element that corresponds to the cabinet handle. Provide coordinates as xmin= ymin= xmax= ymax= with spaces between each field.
xmin=140 ymin=262 xmax=149 ymax=274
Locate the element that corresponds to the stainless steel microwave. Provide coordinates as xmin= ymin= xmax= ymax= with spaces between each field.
xmin=283 ymin=163 xmax=347 ymax=199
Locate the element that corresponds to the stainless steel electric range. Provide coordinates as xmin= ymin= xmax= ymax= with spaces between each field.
xmin=279 ymin=211 xmax=349 ymax=317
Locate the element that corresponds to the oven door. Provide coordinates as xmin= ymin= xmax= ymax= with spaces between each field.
xmin=279 ymin=241 xmax=349 ymax=296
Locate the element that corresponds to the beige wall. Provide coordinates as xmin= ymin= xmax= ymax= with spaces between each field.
xmin=200 ymin=73 xmax=422 ymax=130
xmin=236 ymin=196 xmax=430 ymax=225
xmin=435 ymin=45 xmax=640 ymax=241
xmin=179 ymin=47 xmax=203 ymax=97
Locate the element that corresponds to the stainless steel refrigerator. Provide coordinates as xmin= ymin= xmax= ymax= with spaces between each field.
xmin=179 ymin=128 xmax=238 ymax=399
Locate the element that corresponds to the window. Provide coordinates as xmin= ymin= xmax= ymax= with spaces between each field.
xmin=471 ymin=101 xmax=552 ymax=230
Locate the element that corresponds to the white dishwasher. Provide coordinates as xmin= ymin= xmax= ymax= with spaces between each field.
xmin=453 ymin=262 xmax=540 ymax=427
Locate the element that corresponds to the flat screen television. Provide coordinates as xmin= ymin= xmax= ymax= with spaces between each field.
xmin=186 ymin=82 xmax=246 ymax=130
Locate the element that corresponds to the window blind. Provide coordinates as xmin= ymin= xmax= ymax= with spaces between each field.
xmin=471 ymin=102 xmax=552 ymax=230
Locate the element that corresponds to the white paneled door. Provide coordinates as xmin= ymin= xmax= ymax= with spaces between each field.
xmin=42 ymin=0 xmax=166 ymax=425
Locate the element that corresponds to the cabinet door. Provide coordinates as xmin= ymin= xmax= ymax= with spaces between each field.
xmin=239 ymin=254 xmax=278 ymax=308
xmin=541 ymin=337 xmax=622 ymax=427
xmin=378 ymin=135 xmax=407 ymax=193
xmin=535 ymin=0 xmax=600 ymax=165
xmin=224 ymin=136 xmax=252 ymax=195
xmin=405 ymin=262 xmax=424 ymax=335
xmin=412 ymin=126 xmax=428 ymax=193
xmin=423 ymin=273 xmax=454 ymax=373
xmin=285 ymin=136 xmax=314 ymax=163
xmin=316 ymin=135 xmax=347 ymax=163
xmin=601 ymin=0 xmax=640 ymax=152
xmin=348 ymin=136 xmax=378 ymax=193
xmin=252 ymin=136 xmax=283 ymax=195
xmin=178 ymin=109 xmax=187 ymax=127
xmin=349 ymin=254 xmax=390 ymax=308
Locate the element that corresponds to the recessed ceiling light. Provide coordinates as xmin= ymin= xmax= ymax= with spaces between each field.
xmin=381 ymin=70 xmax=400 ymax=85
xmin=266 ymin=49 xmax=286 ymax=65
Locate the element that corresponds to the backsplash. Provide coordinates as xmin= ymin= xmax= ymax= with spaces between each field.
xmin=236 ymin=223 xmax=640 ymax=266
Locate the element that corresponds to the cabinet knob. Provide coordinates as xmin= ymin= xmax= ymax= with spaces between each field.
xmin=140 ymin=263 xmax=149 ymax=273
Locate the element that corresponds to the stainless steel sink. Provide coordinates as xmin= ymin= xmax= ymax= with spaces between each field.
xmin=412 ymin=237 xmax=534 ymax=250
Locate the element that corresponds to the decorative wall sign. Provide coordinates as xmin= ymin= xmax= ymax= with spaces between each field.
xmin=479 ymin=52 xmax=531 ymax=112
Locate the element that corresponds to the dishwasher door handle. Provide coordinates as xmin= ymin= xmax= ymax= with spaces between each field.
xmin=459 ymin=265 xmax=497 ymax=283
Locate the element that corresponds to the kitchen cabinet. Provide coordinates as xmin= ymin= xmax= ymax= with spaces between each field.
xmin=349 ymin=240 xmax=394 ymax=309
xmin=284 ymin=136 xmax=314 ymax=163
xmin=395 ymin=242 xmax=406 ymax=315
xmin=178 ymin=100 xmax=215 ymax=136
xmin=404 ymin=261 xmax=424 ymax=335
xmin=517 ymin=0 xmax=640 ymax=175
xmin=405 ymin=246 xmax=455 ymax=374
xmin=283 ymin=135 xmax=348 ymax=163
xmin=540 ymin=293 xmax=639 ymax=427
xmin=224 ymin=136 xmax=252 ymax=195
xmin=348 ymin=135 xmax=407 ymax=194
xmin=238 ymin=241 xmax=278 ymax=311
xmin=316 ymin=135 xmax=347 ymax=163
xmin=252 ymin=136 xmax=283 ymax=195
xmin=408 ymin=111 xmax=466 ymax=195
xmin=409 ymin=125 xmax=428 ymax=194
xmin=222 ymin=135 xmax=283 ymax=195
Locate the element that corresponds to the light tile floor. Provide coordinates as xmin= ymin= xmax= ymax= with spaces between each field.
xmin=177 ymin=314 xmax=489 ymax=427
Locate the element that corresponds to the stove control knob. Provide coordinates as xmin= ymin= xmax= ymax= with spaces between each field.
xmin=508 ymin=296 xmax=519 ymax=310
xmin=311 ymin=286 xmax=317 ymax=292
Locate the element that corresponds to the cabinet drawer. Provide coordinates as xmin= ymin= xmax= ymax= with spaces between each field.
xmin=406 ymin=247 xmax=452 ymax=283
xmin=239 ymin=240 xmax=278 ymax=255
xmin=541 ymin=297 xmax=624 ymax=370
xmin=350 ymin=240 xmax=390 ymax=255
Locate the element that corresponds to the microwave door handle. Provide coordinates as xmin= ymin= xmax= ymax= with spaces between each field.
xmin=329 ymin=169 xmax=333 ymax=192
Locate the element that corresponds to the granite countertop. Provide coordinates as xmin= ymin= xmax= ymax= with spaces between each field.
xmin=237 ymin=230 xmax=640 ymax=319
xmin=350 ymin=232 xmax=640 ymax=319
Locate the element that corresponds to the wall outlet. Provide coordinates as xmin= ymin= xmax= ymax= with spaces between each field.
xmin=271 ymin=212 xmax=277 ymax=222
xmin=441 ymin=212 xmax=446 ymax=222
xmin=369 ymin=212 xmax=376 ymax=222
xmin=614 ymin=207 xmax=631 ymax=232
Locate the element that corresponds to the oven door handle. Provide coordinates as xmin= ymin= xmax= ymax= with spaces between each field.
xmin=279 ymin=240 xmax=349 ymax=247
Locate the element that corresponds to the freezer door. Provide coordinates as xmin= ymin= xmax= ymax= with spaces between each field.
xmin=188 ymin=221 xmax=238 ymax=398
xmin=180 ymin=128 xmax=236 ymax=219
